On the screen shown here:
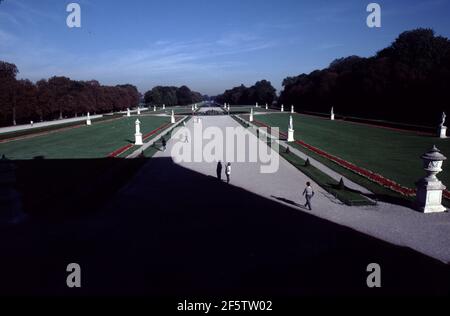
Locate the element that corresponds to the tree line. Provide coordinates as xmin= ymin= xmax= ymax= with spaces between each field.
xmin=214 ymin=80 xmax=277 ymax=106
xmin=0 ymin=61 xmax=140 ymax=127
xmin=214 ymin=28 xmax=450 ymax=126
xmin=279 ymin=28 xmax=450 ymax=126
xmin=144 ymin=85 xmax=203 ymax=106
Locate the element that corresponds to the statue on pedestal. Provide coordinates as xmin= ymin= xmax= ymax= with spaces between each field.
xmin=440 ymin=112 xmax=446 ymax=127
xmin=438 ymin=112 xmax=447 ymax=138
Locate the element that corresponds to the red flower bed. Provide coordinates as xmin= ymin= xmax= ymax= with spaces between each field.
xmin=252 ymin=118 xmax=450 ymax=199
xmin=143 ymin=122 xmax=171 ymax=141
xmin=108 ymin=121 xmax=173 ymax=158
xmin=108 ymin=144 xmax=133 ymax=158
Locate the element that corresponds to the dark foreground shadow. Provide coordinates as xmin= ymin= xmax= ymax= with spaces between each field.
xmin=0 ymin=157 xmax=449 ymax=297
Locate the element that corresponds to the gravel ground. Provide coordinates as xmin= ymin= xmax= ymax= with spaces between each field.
xmin=154 ymin=112 xmax=450 ymax=263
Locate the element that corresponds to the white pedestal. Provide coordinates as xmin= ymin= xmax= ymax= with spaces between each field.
xmin=416 ymin=179 xmax=446 ymax=213
xmin=86 ymin=119 xmax=91 ymax=126
xmin=135 ymin=133 xmax=143 ymax=145
xmin=331 ymin=114 xmax=335 ymax=121
xmin=249 ymin=114 xmax=253 ymax=122
xmin=171 ymin=116 xmax=176 ymax=124
xmin=287 ymin=129 xmax=295 ymax=142
xmin=281 ymin=106 xmax=284 ymax=112
xmin=439 ymin=126 xmax=447 ymax=138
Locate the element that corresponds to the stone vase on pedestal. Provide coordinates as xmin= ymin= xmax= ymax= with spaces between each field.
xmin=249 ymin=109 xmax=254 ymax=122
xmin=171 ymin=110 xmax=176 ymax=124
xmin=415 ymin=146 xmax=447 ymax=213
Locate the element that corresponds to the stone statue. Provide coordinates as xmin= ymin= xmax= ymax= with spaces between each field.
xmin=440 ymin=112 xmax=446 ymax=127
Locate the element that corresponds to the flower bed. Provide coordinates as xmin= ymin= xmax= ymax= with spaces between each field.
xmin=252 ymin=118 xmax=450 ymax=200
xmin=143 ymin=122 xmax=171 ymax=141
xmin=108 ymin=144 xmax=134 ymax=158
xmin=108 ymin=122 xmax=172 ymax=158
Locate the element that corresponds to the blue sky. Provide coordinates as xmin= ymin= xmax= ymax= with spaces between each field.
xmin=1 ymin=0 xmax=450 ymax=95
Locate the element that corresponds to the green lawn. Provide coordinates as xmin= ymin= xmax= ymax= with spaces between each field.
xmin=279 ymin=150 xmax=374 ymax=206
xmin=143 ymin=105 xmax=202 ymax=115
xmin=227 ymin=106 xmax=276 ymax=114
xmin=253 ymin=113 xmax=450 ymax=189
xmin=0 ymin=116 xmax=170 ymax=159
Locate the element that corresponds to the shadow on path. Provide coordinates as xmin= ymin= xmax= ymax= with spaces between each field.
xmin=0 ymin=157 xmax=449 ymax=297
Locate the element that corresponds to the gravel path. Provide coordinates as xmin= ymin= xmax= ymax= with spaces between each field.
xmin=153 ymin=113 xmax=450 ymax=263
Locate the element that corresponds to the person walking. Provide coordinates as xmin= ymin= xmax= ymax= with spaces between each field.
xmin=302 ymin=182 xmax=315 ymax=210
xmin=225 ymin=162 xmax=231 ymax=184
xmin=216 ymin=161 xmax=223 ymax=181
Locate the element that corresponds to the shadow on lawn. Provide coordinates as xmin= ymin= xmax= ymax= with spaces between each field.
xmin=0 ymin=157 xmax=449 ymax=297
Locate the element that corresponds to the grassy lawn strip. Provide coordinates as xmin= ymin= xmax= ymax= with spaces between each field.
xmin=0 ymin=114 xmax=125 ymax=143
xmin=252 ymin=113 xmax=450 ymax=199
xmin=227 ymin=106 xmax=276 ymax=114
xmin=114 ymin=122 xmax=172 ymax=158
xmin=280 ymin=149 xmax=375 ymax=206
xmin=0 ymin=116 xmax=170 ymax=159
xmin=231 ymin=115 xmax=251 ymax=128
xmin=141 ymin=116 xmax=191 ymax=158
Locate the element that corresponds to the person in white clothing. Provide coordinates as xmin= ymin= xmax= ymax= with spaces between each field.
xmin=302 ymin=182 xmax=315 ymax=210
xmin=225 ymin=162 xmax=231 ymax=184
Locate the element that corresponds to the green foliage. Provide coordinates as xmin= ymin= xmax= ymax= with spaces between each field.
xmin=216 ymin=80 xmax=277 ymax=105
xmin=278 ymin=28 xmax=450 ymax=125
xmin=144 ymin=85 xmax=203 ymax=106
xmin=0 ymin=62 xmax=140 ymax=126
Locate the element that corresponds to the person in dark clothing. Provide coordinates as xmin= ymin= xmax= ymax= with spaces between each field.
xmin=161 ymin=137 xmax=167 ymax=151
xmin=216 ymin=161 xmax=223 ymax=181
